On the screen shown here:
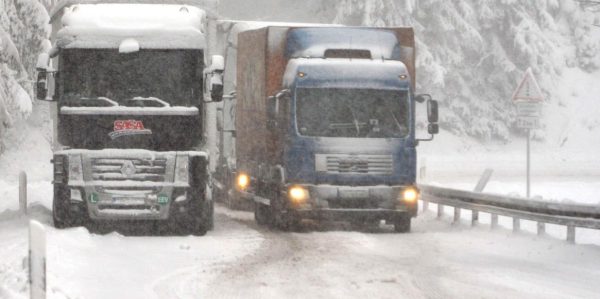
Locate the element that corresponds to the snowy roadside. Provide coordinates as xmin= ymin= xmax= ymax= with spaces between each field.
xmin=0 ymin=206 xmax=264 ymax=299
xmin=2 ymin=206 xmax=600 ymax=299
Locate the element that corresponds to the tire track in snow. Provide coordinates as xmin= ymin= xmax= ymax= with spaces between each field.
xmin=150 ymin=206 xmax=264 ymax=298
xmin=203 ymin=213 xmax=450 ymax=299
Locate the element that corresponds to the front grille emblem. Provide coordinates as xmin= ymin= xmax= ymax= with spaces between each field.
xmin=121 ymin=160 xmax=137 ymax=177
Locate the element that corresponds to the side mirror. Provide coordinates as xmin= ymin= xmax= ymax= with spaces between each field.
xmin=266 ymin=90 xmax=290 ymax=129
xmin=416 ymin=95 xmax=439 ymax=142
xmin=267 ymin=96 xmax=278 ymax=117
xmin=36 ymin=53 xmax=50 ymax=71
xmin=210 ymin=55 xmax=225 ymax=72
xmin=427 ymin=100 xmax=439 ymax=123
xmin=36 ymin=72 xmax=49 ymax=101
xmin=210 ymin=74 xmax=224 ymax=102
xmin=428 ymin=123 xmax=439 ymax=135
xmin=36 ymin=53 xmax=52 ymax=101
xmin=206 ymin=55 xmax=225 ymax=102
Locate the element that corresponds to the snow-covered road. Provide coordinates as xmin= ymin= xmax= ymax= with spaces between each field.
xmin=1 ymin=204 xmax=600 ymax=299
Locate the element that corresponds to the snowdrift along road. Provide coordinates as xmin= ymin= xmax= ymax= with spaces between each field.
xmin=1 ymin=205 xmax=600 ymax=298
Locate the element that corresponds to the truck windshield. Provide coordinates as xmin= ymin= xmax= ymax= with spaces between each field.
xmin=59 ymin=49 xmax=203 ymax=107
xmin=296 ymin=88 xmax=409 ymax=138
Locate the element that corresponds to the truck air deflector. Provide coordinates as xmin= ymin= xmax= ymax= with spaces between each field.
xmin=283 ymin=59 xmax=411 ymax=91
xmin=54 ymin=3 xmax=209 ymax=50
xmin=286 ymin=27 xmax=402 ymax=60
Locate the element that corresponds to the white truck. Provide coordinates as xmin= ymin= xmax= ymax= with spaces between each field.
xmin=36 ymin=0 xmax=225 ymax=235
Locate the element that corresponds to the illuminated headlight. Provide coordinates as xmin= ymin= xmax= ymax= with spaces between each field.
xmin=68 ymin=154 xmax=83 ymax=182
xmin=401 ymin=186 xmax=419 ymax=203
xmin=288 ymin=186 xmax=309 ymax=204
xmin=236 ymin=173 xmax=249 ymax=190
xmin=175 ymin=155 xmax=189 ymax=183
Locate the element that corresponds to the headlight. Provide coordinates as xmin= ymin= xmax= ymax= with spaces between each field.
xmin=402 ymin=186 xmax=419 ymax=203
xmin=53 ymin=155 xmax=68 ymax=184
xmin=68 ymin=154 xmax=83 ymax=182
xmin=236 ymin=173 xmax=249 ymax=190
xmin=288 ymin=186 xmax=309 ymax=204
xmin=175 ymin=155 xmax=189 ymax=183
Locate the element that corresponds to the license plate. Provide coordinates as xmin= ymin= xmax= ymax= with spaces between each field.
xmin=111 ymin=197 xmax=145 ymax=205
xmin=339 ymin=189 xmax=369 ymax=199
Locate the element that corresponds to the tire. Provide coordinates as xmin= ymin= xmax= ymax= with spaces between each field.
xmin=189 ymin=199 xmax=213 ymax=236
xmin=394 ymin=215 xmax=411 ymax=233
xmin=351 ymin=219 xmax=380 ymax=231
xmin=205 ymin=199 xmax=214 ymax=231
xmin=52 ymin=184 xmax=74 ymax=229
xmin=254 ymin=202 xmax=272 ymax=226
xmin=276 ymin=215 xmax=300 ymax=232
xmin=172 ymin=189 xmax=212 ymax=236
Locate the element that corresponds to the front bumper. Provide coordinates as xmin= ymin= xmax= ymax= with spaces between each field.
xmin=304 ymin=185 xmax=414 ymax=209
xmin=55 ymin=149 xmax=208 ymax=221
xmin=79 ymin=184 xmax=183 ymax=220
xmin=292 ymin=184 xmax=417 ymax=220
xmin=248 ymin=184 xmax=418 ymax=220
xmin=289 ymin=208 xmax=409 ymax=222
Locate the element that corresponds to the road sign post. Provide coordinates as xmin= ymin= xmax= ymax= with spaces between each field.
xmin=29 ymin=220 xmax=47 ymax=299
xmin=512 ymin=67 xmax=544 ymax=198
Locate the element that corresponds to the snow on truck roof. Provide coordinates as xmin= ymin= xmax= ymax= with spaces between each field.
xmin=286 ymin=27 xmax=405 ymax=61
xmin=55 ymin=3 xmax=208 ymax=49
xmin=49 ymin=0 xmax=217 ymax=21
xmin=283 ymin=59 xmax=411 ymax=90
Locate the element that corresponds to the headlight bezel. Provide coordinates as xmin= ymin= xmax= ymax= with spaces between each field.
xmin=68 ymin=154 xmax=83 ymax=183
xmin=174 ymin=154 xmax=190 ymax=184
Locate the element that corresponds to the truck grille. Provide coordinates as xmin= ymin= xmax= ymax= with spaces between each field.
xmin=91 ymin=158 xmax=168 ymax=182
xmin=315 ymin=154 xmax=393 ymax=175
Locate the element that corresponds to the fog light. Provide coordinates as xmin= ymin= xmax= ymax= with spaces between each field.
xmin=288 ymin=186 xmax=309 ymax=204
xmin=175 ymin=192 xmax=188 ymax=203
xmin=70 ymin=189 xmax=83 ymax=202
xmin=237 ymin=173 xmax=249 ymax=190
xmin=402 ymin=187 xmax=419 ymax=203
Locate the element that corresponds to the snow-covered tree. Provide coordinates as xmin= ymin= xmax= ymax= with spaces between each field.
xmin=329 ymin=0 xmax=600 ymax=141
xmin=0 ymin=0 xmax=50 ymax=152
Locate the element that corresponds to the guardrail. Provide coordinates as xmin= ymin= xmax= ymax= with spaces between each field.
xmin=419 ymin=184 xmax=600 ymax=243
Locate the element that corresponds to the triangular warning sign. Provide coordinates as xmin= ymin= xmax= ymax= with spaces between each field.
xmin=512 ymin=67 xmax=544 ymax=102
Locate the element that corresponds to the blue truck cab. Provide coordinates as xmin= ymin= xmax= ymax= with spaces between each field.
xmin=234 ymin=27 xmax=438 ymax=232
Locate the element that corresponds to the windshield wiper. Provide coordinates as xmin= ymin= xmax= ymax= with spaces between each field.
xmin=129 ymin=97 xmax=171 ymax=108
xmin=74 ymin=96 xmax=119 ymax=107
xmin=391 ymin=112 xmax=404 ymax=132
xmin=349 ymin=108 xmax=361 ymax=136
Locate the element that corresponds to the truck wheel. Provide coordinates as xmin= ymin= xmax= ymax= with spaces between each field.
xmin=276 ymin=215 xmax=300 ymax=232
xmin=172 ymin=196 xmax=211 ymax=236
xmin=350 ymin=219 xmax=380 ymax=231
xmin=394 ymin=215 xmax=411 ymax=233
xmin=206 ymin=199 xmax=214 ymax=231
xmin=191 ymin=199 xmax=213 ymax=236
xmin=254 ymin=202 xmax=272 ymax=226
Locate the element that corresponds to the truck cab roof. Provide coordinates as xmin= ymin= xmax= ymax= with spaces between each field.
xmin=283 ymin=58 xmax=412 ymax=91
xmin=54 ymin=3 xmax=207 ymax=50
